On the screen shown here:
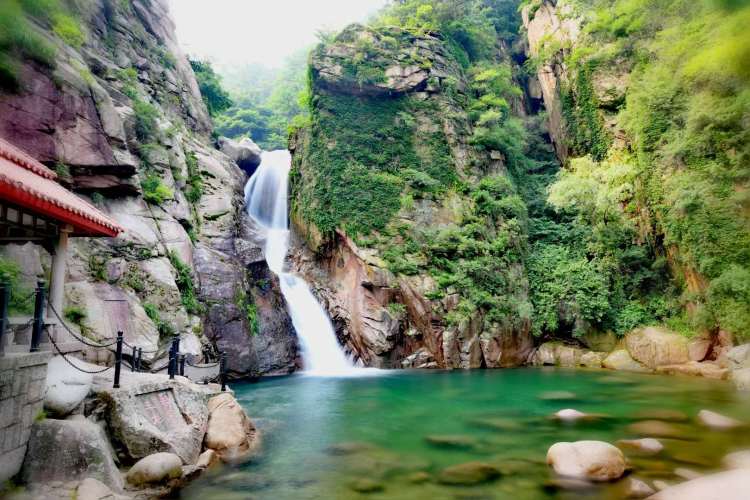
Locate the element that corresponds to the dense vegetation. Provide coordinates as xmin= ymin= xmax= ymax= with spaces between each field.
xmin=211 ymin=53 xmax=309 ymax=150
xmin=0 ymin=0 xmax=84 ymax=91
xmin=536 ymin=0 xmax=750 ymax=340
xmin=293 ymin=0 xmax=749 ymax=342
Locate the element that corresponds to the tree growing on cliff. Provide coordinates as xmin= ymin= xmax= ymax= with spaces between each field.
xmin=190 ymin=58 xmax=233 ymax=117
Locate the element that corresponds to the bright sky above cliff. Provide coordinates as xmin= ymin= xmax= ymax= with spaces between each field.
xmin=168 ymin=0 xmax=389 ymax=69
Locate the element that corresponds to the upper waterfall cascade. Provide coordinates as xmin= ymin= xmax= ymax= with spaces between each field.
xmin=244 ymin=150 xmax=356 ymax=375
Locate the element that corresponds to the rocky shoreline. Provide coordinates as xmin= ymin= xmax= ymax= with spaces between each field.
xmin=9 ymin=357 xmax=258 ymax=500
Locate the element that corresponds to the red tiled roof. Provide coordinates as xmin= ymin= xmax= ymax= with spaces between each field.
xmin=0 ymin=137 xmax=124 ymax=237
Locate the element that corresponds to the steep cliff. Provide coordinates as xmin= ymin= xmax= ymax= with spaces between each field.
xmin=290 ymin=22 xmax=537 ymax=368
xmin=0 ymin=0 xmax=297 ymax=376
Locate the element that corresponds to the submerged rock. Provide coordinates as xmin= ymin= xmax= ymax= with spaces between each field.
xmin=553 ymin=409 xmax=589 ymax=422
xmin=126 ymin=452 xmax=183 ymax=485
xmin=437 ymin=461 xmax=502 ymax=485
xmin=631 ymin=409 xmax=689 ymax=422
xmin=627 ymin=420 xmax=690 ymax=439
xmin=546 ymin=441 xmax=626 ymax=481
xmin=648 ymin=469 xmax=750 ymax=499
xmin=624 ymin=477 xmax=655 ymax=498
xmin=425 ymin=434 xmax=478 ymax=450
xmin=697 ymin=409 xmax=742 ymax=430
xmin=349 ymin=478 xmax=385 ymax=493
xmin=539 ymin=390 xmax=578 ymax=401
xmin=616 ymin=438 xmax=664 ymax=455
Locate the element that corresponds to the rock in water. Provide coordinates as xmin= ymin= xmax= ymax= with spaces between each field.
xmin=205 ymin=393 xmax=259 ymax=462
xmin=126 ymin=452 xmax=183 ymax=485
xmin=425 ymin=434 xmax=479 ymax=449
xmin=217 ymin=136 xmax=262 ymax=175
xmin=648 ymin=469 xmax=750 ymax=499
xmin=437 ymin=462 xmax=502 ymax=485
xmin=546 ymin=441 xmax=626 ymax=481
xmin=625 ymin=477 xmax=655 ymax=498
xmin=553 ymin=409 xmax=589 ymax=421
xmin=697 ymin=409 xmax=742 ymax=430
xmin=722 ymin=450 xmax=750 ymax=469
xmin=21 ymin=419 xmax=123 ymax=491
xmin=44 ymin=355 xmax=93 ymax=417
xmin=349 ymin=478 xmax=385 ymax=493
xmin=616 ymin=438 xmax=664 ymax=455
xmin=627 ymin=420 xmax=689 ymax=439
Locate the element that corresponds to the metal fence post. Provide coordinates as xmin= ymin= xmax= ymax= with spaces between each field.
xmin=131 ymin=345 xmax=137 ymax=372
xmin=136 ymin=348 xmax=142 ymax=372
xmin=30 ymin=281 xmax=46 ymax=352
xmin=220 ymin=351 xmax=227 ymax=392
xmin=0 ymin=282 xmax=9 ymax=357
xmin=169 ymin=336 xmax=179 ymax=380
xmin=113 ymin=331 xmax=123 ymax=389
xmin=179 ymin=354 xmax=186 ymax=377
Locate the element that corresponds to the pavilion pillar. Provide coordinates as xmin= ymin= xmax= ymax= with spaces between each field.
xmin=48 ymin=224 xmax=72 ymax=343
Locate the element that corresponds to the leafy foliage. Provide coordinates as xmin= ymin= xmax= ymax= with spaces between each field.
xmin=141 ymin=174 xmax=173 ymax=205
xmin=168 ymin=251 xmax=202 ymax=315
xmin=189 ymin=59 xmax=233 ymax=117
xmin=0 ymin=257 xmax=33 ymax=314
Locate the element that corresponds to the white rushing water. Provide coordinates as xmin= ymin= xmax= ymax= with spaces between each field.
xmin=244 ymin=150 xmax=356 ymax=376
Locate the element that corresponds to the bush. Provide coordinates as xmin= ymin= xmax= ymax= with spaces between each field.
xmin=168 ymin=251 xmax=202 ymax=315
xmin=52 ymin=13 xmax=85 ymax=48
xmin=63 ymin=306 xmax=86 ymax=325
xmin=0 ymin=257 xmax=33 ymax=314
xmin=141 ymin=175 xmax=173 ymax=205
xmin=189 ymin=59 xmax=232 ymax=116
xmin=133 ymin=99 xmax=159 ymax=141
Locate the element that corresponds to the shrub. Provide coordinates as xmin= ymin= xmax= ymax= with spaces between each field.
xmin=133 ymin=99 xmax=159 ymax=141
xmin=52 ymin=13 xmax=85 ymax=48
xmin=63 ymin=306 xmax=86 ymax=325
xmin=168 ymin=251 xmax=202 ymax=315
xmin=141 ymin=175 xmax=173 ymax=205
xmin=0 ymin=257 xmax=33 ymax=314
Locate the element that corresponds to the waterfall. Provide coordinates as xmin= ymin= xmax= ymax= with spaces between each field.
xmin=244 ymin=150 xmax=355 ymax=375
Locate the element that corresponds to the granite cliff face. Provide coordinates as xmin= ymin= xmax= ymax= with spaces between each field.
xmin=0 ymin=0 xmax=297 ymax=376
xmin=290 ymin=24 xmax=535 ymax=368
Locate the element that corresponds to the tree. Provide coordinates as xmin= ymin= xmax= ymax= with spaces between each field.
xmin=189 ymin=59 xmax=232 ymax=116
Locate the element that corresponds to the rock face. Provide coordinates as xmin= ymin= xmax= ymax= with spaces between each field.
xmin=44 ymin=355 xmax=93 ymax=417
xmin=603 ymin=349 xmax=651 ymax=372
xmin=217 ymin=136 xmax=262 ymax=175
xmin=22 ymin=419 xmax=123 ymax=491
xmin=625 ymin=327 xmax=689 ymax=369
xmin=290 ymin=23 xmax=534 ymax=369
xmin=546 ymin=441 xmax=626 ymax=482
xmin=204 ymin=393 xmax=259 ymax=463
xmin=0 ymin=0 xmax=296 ymax=378
xmin=125 ymin=452 xmax=183 ymax=485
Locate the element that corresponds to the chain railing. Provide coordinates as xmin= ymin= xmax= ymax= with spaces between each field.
xmin=0 ymin=280 xmax=226 ymax=390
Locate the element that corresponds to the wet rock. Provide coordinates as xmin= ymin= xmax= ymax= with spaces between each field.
xmin=603 ymin=350 xmax=651 ymax=372
xmin=126 ymin=452 xmax=183 ymax=485
xmin=401 ymin=348 xmax=438 ymax=369
xmin=722 ymin=450 xmax=750 ymax=469
xmin=425 ymin=434 xmax=478 ymax=450
xmin=649 ymin=469 xmax=750 ymax=499
xmin=44 ymin=355 xmax=92 ymax=418
xmin=655 ymin=361 xmax=728 ymax=380
xmin=580 ymin=351 xmax=606 ymax=368
xmin=205 ymin=393 xmax=260 ymax=463
xmin=616 ymin=438 xmax=664 ymax=455
xmin=22 ymin=419 xmax=123 ymax=492
xmin=697 ymin=409 xmax=742 ymax=430
xmin=532 ymin=342 xmax=585 ymax=367
xmin=625 ymin=327 xmax=689 ymax=369
xmin=674 ymin=467 xmax=702 ymax=480
xmin=437 ymin=461 xmax=502 ymax=485
xmin=543 ymin=477 xmax=597 ymax=491
xmin=546 ymin=441 xmax=626 ymax=481
xmin=196 ymin=449 xmax=219 ymax=469
xmin=470 ymin=417 xmax=523 ymax=431
xmin=407 ymin=471 xmax=431 ymax=483
xmin=349 ymin=478 xmax=385 ymax=493
xmin=652 ymin=480 xmax=673 ymax=491
xmin=627 ymin=420 xmax=689 ymax=439
xmin=624 ymin=477 xmax=655 ymax=498
xmin=553 ymin=409 xmax=589 ymax=422
xmin=326 ymin=441 xmax=377 ymax=456
xmin=725 ymin=344 xmax=750 ymax=369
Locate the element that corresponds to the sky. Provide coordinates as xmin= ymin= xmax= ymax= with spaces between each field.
xmin=168 ymin=0 xmax=389 ymax=70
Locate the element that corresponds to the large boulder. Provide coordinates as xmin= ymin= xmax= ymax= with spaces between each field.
xmin=648 ymin=469 xmax=750 ymax=499
xmin=625 ymin=327 xmax=689 ymax=369
xmin=21 ymin=419 xmax=123 ymax=492
xmin=99 ymin=374 xmax=213 ymax=464
xmin=217 ymin=136 xmax=262 ymax=175
xmin=731 ymin=367 xmax=750 ymax=390
xmin=44 ymin=355 xmax=93 ymax=417
xmin=531 ymin=342 xmax=585 ymax=367
xmin=725 ymin=344 xmax=750 ymax=369
xmin=603 ymin=349 xmax=651 ymax=372
xmin=204 ymin=393 xmax=259 ymax=462
xmin=125 ymin=452 xmax=183 ymax=485
xmin=546 ymin=441 xmax=626 ymax=482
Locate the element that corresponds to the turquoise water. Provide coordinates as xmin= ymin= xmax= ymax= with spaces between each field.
xmin=183 ymin=368 xmax=750 ymax=499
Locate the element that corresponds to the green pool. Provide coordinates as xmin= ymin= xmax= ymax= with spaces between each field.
xmin=182 ymin=368 xmax=749 ymax=499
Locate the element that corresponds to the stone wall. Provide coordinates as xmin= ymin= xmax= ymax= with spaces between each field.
xmin=0 ymin=352 xmax=51 ymax=484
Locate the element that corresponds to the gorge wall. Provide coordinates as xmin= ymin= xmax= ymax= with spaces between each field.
xmin=0 ymin=0 xmax=298 ymax=377
xmin=290 ymin=0 xmax=750 ymax=369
